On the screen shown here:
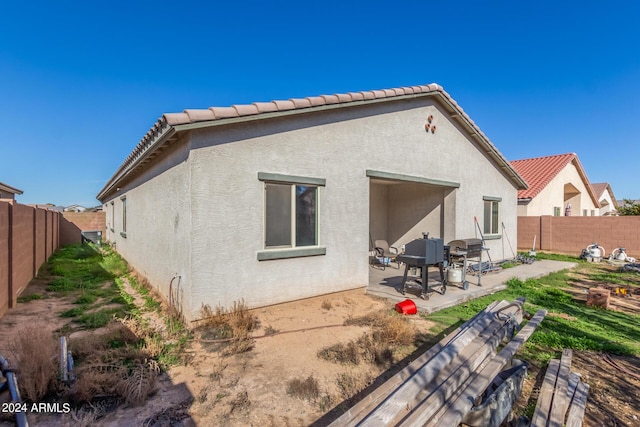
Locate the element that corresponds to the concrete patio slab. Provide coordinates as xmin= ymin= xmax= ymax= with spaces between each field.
xmin=366 ymin=259 xmax=577 ymax=314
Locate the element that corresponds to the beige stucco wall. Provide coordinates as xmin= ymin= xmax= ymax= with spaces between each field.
xmin=103 ymin=135 xmax=193 ymax=317
xmin=599 ymin=189 xmax=616 ymax=215
xmin=519 ymin=161 xmax=599 ymax=216
xmin=183 ymin=97 xmax=520 ymax=320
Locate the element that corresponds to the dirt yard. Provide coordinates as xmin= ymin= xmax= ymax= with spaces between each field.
xmin=0 ymin=262 xmax=639 ymax=426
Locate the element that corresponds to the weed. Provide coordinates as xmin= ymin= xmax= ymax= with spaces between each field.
xmin=17 ymin=294 xmax=43 ymax=303
xmin=287 ymin=376 xmax=320 ymax=401
xmin=61 ymin=307 xmax=84 ymax=318
xmin=7 ymin=325 xmax=58 ymax=401
xmin=321 ymin=299 xmax=333 ymax=310
xmin=74 ymin=293 xmax=98 ymax=305
xmin=229 ymin=391 xmax=250 ymax=413
xmin=335 ymin=372 xmax=372 ymax=400
xmin=197 ymin=300 xmax=258 ymax=355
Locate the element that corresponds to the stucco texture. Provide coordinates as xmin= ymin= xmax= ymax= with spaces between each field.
xmin=102 ymin=96 xmax=520 ymax=321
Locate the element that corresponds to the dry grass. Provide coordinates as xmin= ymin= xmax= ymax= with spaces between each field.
xmin=117 ymin=359 xmax=160 ymax=406
xmin=197 ymin=300 xmax=258 ymax=355
xmin=287 ymin=375 xmax=321 ymax=402
xmin=229 ymin=391 xmax=250 ymax=414
xmin=321 ymin=299 xmax=333 ymax=310
xmin=8 ymin=324 xmax=58 ymax=401
xmin=335 ymin=372 xmax=373 ymax=400
xmin=67 ymin=321 xmax=160 ymax=405
xmin=319 ymin=309 xmax=415 ymax=366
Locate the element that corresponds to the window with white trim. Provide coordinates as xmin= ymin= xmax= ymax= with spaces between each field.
xmin=265 ymin=183 xmax=317 ymax=248
xmin=553 ymin=206 xmax=561 ymax=216
xmin=483 ymin=197 xmax=500 ymax=235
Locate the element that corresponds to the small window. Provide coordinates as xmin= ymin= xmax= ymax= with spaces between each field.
xmin=583 ymin=209 xmax=587 ymax=216
xmin=121 ymin=196 xmax=127 ymax=236
xmin=483 ymin=199 xmax=500 ymax=235
xmin=591 ymin=210 xmax=595 ymax=216
xmin=553 ymin=207 xmax=561 ymax=216
xmin=265 ymin=183 xmax=317 ymax=248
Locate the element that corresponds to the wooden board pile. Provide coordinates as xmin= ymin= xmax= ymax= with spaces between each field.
xmin=329 ymin=299 xmax=547 ymax=427
xmin=529 ymin=349 xmax=589 ymax=427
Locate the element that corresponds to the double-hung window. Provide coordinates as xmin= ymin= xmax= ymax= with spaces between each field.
xmin=483 ymin=196 xmax=501 ymax=236
xmin=258 ymin=173 xmax=326 ymax=260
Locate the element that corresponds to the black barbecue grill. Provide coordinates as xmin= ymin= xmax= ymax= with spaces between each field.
xmin=397 ymin=234 xmax=447 ymax=299
xmin=447 ymin=238 xmax=485 ymax=288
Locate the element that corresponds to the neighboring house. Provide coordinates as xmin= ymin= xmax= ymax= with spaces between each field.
xmin=64 ymin=204 xmax=88 ymax=212
xmin=0 ymin=181 xmax=23 ymax=200
xmin=510 ymin=153 xmax=600 ymax=217
xmin=591 ymin=183 xmax=618 ymax=216
xmin=97 ymin=83 xmax=528 ymax=321
xmin=30 ymin=203 xmax=64 ymax=212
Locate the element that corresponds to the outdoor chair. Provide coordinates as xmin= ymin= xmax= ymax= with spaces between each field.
xmin=372 ymin=239 xmax=401 ymax=269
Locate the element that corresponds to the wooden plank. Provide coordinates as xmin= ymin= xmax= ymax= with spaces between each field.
xmin=356 ymin=305 xmax=508 ymax=427
xmin=548 ymin=349 xmax=573 ymax=427
xmin=397 ymin=316 xmax=514 ymax=426
xmin=355 ymin=300 xmax=516 ymax=427
xmin=567 ymin=372 xmax=581 ymax=401
xmin=565 ymin=381 xmax=590 ymax=427
xmin=431 ymin=309 xmax=548 ymax=427
xmin=328 ymin=300 xmax=502 ymax=427
xmin=530 ymin=358 xmax=561 ymax=427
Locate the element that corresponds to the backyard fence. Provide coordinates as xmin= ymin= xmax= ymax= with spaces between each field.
xmin=0 ymin=200 xmax=107 ymax=317
xmin=518 ymin=215 xmax=640 ymax=259
xmin=0 ymin=200 xmax=61 ymax=317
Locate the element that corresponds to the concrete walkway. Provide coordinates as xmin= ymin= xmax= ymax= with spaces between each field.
xmin=366 ymin=259 xmax=577 ymax=314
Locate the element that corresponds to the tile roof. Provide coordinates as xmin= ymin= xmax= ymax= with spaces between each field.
xmin=510 ymin=153 xmax=576 ymax=199
xmin=591 ymin=182 xmax=618 ymax=208
xmin=590 ymin=183 xmax=608 ymax=199
xmin=97 ymin=84 xmax=528 ymax=200
xmin=510 ymin=153 xmax=600 ymax=206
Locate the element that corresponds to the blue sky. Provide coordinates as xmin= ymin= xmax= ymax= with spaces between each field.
xmin=2 ymin=1 xmax=639 ymax=206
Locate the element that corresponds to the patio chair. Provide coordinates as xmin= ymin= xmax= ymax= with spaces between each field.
xmin=373 ymin=240 xmax=400 ymax=269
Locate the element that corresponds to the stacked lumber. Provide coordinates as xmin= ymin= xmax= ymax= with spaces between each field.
xmin=329 ymin=299 xmax=547 ymax=427
xmin=529 ymin=349 xmax=589 ymax=427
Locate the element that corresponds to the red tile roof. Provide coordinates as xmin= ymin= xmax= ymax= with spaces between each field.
xmin=510 ymin=153 xmax=600 ymax=206
xmin=510 ymin=153 xmax=576 ymax=199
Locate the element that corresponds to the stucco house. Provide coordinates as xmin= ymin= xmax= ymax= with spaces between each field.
xmin=97 ymin=84 xmax=527 ymax=321
xmin=510 ymin=153 xmax=600 ymax=217
xmin=591 ymin=183 xmax=618 ymax=215
xmin=0 ymin=181 xmax=23 ymax=200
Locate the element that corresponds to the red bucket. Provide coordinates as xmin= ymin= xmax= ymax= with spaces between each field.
xmin=395 ymin=299 xmax=417 ymax=315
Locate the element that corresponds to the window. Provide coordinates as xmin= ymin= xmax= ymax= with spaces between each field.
xmin=257 ymin=172 xmax=326 ymax=260
xmin=110 ymin=201 xmax=115 ymax=232
xmin=591 ymin=210 xmax=595 ymax=216
xmin=483 ymin=197 xmax=500 ymax=235
xmin=583 ymin=209 xmax=587 ymax=216
xmin=553 ymin=207 xmax=561 ymax=216
xmin=265 ymin=183 xmax=317 ymax=248
xmin=121 ymin=196 xmax=127 ymax=237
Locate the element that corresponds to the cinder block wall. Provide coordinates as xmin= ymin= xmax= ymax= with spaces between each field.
xmin=0 ymin=203 xmax=10 ymax=318
xmin=0 ymin=201 xmax=62 ymax=317
xmin=61 ymin=211 xmax=106 ymax=246
xmin=518 ymin=216 xmax=640 ymax=258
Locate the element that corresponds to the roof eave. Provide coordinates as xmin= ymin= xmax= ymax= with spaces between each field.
xmin=97 ymin=85 xmax=528 ymax=200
